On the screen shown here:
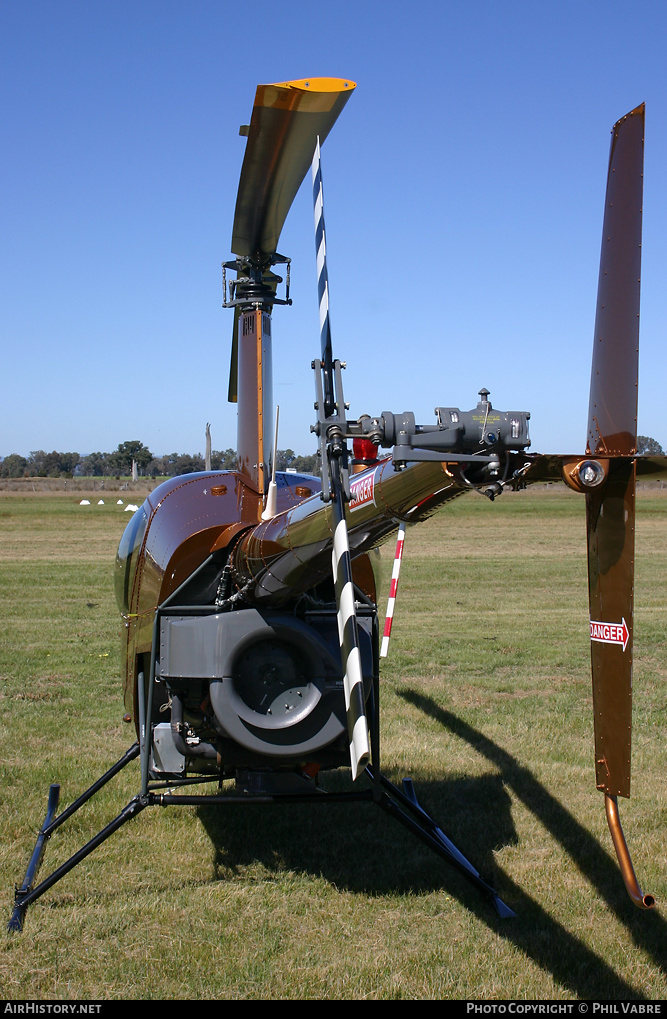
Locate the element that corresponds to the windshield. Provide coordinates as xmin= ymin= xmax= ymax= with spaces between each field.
xmin=114 ymin=502 xmax=149 ymax=614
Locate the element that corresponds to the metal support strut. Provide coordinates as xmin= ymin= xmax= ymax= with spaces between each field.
xmin=9 ymin=739 xmax=514 ymax=932
xmin=370 ymin=770 xmax=516 ymax=918
xmin=8 ymin=743 xmax=142 ymax=933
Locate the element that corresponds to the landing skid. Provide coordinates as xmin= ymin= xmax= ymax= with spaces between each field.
xmin=8 ymin=744 xmax=514 ymax=932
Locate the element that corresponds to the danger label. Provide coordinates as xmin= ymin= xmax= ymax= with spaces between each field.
xmin=590 ymin=617 xmax=629 ymax=652
xmin=349 ymin=471 xmax=376 ymax=512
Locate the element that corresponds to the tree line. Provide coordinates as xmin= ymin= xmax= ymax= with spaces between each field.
xmin=0 ymin=440 xmax=319 ymax=479
xmin=2 ymin=435 xmax=664 ymax=480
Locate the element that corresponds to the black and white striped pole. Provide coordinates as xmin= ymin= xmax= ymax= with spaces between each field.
xmin=312 ymin=137 xmax=335 ymax=418
xmin=311 ymin=138 xmax=370 ymax=779
xmin=330 ymin=455 xmax=371 ymax=780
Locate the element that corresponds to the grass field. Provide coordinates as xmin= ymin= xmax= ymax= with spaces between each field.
xmin=0 ymin=485 xmax=665 ymax=1000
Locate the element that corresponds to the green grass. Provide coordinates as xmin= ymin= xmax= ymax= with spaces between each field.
xmin=0 ymin=487 xmax=665 ymax=999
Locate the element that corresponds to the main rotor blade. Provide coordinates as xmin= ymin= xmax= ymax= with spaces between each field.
xmin=587 ymin=104 xmax=644 ymax=455
xmin=586 ymin=458 xmax=635 ymax=798
xmin=585 ymin=104 xmax=645 ymax=800
xmin=232 ymin=77 xmax=355 ymax=259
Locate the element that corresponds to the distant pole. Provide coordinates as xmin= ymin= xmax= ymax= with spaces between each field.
xmin=131 ymin=459 xmax=138 ymax=481
xmin=205 ymin=423 xmax=211 ymax=472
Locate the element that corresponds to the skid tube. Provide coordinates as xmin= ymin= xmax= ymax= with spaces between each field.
xmin=8 ymin=743 xmax=142 ymax=933
xmin=9 ymin=746 xmax=514 ymax=933
xmin=368 ymin=768 xmax=516 ymax=918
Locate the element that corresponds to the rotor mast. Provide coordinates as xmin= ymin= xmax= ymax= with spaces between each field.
xmin=224 ymin=261 xmax=284 ymax=495
xmin=236 ymin=306 xmax=272 ymax=494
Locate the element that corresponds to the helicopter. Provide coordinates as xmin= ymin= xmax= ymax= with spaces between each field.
xmin=9 ymin=78 xmax=666 ymax=932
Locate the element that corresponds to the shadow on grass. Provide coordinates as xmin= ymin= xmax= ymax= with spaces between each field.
xmin=13 ymin=715 xmax=660 ymax=998
xmin=197 ymin=770 xmax=516 ymax=898
xmin=194 ymin=697 xmax=665 ymax=999
xmin=397 ymin=689 xmax=667 ymax=988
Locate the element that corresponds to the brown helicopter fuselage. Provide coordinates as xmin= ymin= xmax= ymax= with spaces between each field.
xmin=114 ymin=452 xmax=476 ymax=729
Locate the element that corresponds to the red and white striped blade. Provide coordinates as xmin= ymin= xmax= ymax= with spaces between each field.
xmin=380 ymin=523 xmax=406 ymax=658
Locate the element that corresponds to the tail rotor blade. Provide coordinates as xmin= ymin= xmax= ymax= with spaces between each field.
xmin=311 ymin=138 xmax=370 ymax=778
xmin=332 ymin=497 xmax=371 ymax=779
xmin=312 ymin=137 xmax=334 ymax=417
xmin=587 ymin=105 xmax=644 ymax=456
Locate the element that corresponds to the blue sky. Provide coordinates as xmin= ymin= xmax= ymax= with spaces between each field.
xmin=2 ymin=0 xmax=666 ymax=460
